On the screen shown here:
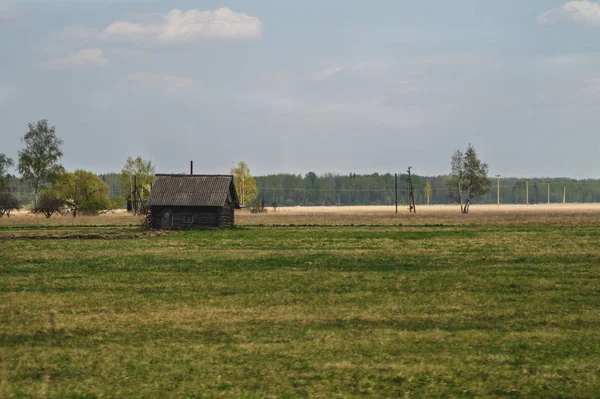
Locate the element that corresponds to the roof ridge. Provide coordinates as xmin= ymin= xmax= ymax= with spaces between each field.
xmin=155 ymin=174 xmax=233 ymax=177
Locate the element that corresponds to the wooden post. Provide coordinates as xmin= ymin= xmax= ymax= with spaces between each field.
xmin=240 ymin=165 xmax=245 ymax=207
xmin=133 ymin=175 xmax=137 ymax=215
xmin=547 ymin=182 xmax=550 ymax=205
xmin=395 ymin=173 xmax=398 ymax=214
xmin=526 ymin=179 xmax=529 ymax=207
xmin=496 ymin=175 xmax=501 ymax=209
xmin=407 ymin=167 xmax=416 ymax=213
xmin=563 ymin=184 xmax=566 ymax=204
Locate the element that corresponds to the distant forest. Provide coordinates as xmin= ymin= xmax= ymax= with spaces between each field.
xmin=6 ymin=172 xmax=600 ymax=207
xmin=253 ymin=173 xmax=600 ymax=206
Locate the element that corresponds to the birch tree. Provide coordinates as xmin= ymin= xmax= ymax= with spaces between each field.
xmin=17 ymin=120 xmax=65 ymax=206
xmin=446 ymin=144 xmax=490 ymax=214
xmin=231 ymin=161 xmax=258 ymax=207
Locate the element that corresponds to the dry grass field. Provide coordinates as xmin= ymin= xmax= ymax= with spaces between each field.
xmin=2 ymin=206 xmax=600 ymax=397
xmin=4 ymin=203 xmax=600 ymax=227
xmin=273 ymin=204 xmax=600 ymax=214
xmin=238 ymin=204 xmax=600 ymax=226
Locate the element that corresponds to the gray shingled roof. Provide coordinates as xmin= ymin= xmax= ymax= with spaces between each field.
xmin=147 ymin=175 xmax=239 ymax=207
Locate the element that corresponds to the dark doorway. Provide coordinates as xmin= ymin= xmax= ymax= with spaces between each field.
xmin=161 ymin=211 xmax=172 ymax=230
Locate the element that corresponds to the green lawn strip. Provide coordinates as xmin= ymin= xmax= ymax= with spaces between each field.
xmin=2 ymin=223 xmax=600 ymax=397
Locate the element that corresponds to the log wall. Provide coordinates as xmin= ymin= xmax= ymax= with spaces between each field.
xmin=150 ymin=206 xmax=225 ymax=230
xmin=219 ymin=200 xmax=235 ymax=228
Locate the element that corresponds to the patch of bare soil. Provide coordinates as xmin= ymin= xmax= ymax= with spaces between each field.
xmin=0 ymin=230 xmax=174 ymax=240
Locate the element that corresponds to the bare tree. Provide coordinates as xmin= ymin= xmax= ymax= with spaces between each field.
xmin=249 ymin=197 xmax=266 ymax=213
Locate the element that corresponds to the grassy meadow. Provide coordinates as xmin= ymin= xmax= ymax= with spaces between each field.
xmin=2 ymin=208 xmax=600 ymax=397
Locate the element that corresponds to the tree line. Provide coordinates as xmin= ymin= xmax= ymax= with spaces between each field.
xmin=255 ymin=174 xmax=600 ymax=207
xmin=0 ymin=120 xmax=156 ymax=217
xmin=254 ymin=145 xmax=600 ymax=211
xmin=3 ymin=125 xmax=600 ymax=217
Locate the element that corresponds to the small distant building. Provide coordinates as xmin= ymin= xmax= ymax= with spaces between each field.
xmin=147 ymin=174 xmax=240 ymax=229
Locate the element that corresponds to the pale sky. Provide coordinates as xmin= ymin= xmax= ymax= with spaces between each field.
xmin=1 ymin=0 xmax=600 ymax=178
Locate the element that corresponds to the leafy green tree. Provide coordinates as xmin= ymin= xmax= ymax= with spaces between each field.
xmin=58 ymin=170 xmax=112 ymax=215
xmin=119 ymin=156 xmax=156 ymax=202
xmin=231 ymin=161 xmax=258 ymax=206
xmin=304 ymin=172 xmax=320 ymax=205
xmin=446 ymin=144 xmax=490 ymax=214
xmin=17 ymin=120 xmax=65 ymax=206
xmin=110 ymin=195 xmax=126 ymax=210
xmin=447 ymin=150 xmax=464 ymax=210
xmin=424 ymin=180 xmax=432 ymax=205
xmin=0 ymin=153 xmax=14 ymax=191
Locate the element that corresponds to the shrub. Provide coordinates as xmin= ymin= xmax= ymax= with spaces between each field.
xmin=0 ymin=193 xmax=22 ymax=218
xmin=249 ymin=197 xmax=267 ymax=214
xmin=32 ymin=191 xmax=65 ymax=218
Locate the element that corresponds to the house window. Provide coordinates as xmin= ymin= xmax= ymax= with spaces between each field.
xmin=183 ymin=214 xmax=194 ymax=224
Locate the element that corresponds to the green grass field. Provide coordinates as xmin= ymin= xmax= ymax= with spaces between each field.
xmin=2 ymin=213 xmax=600 ymax=398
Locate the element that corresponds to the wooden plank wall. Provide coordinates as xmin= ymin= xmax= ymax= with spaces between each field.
xmin=150 ymin=206 xmax=224 ymax=229
xmin=219 ymin=200 xmax=234 ymax=228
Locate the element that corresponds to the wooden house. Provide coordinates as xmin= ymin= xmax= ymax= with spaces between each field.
xmin=147 ymin=174 xmax=240 ymax=229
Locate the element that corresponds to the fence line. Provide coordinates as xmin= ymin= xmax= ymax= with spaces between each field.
xmin=5 ymin=179 xmax=600 ymax=207
xmin=255 ymin=182 xmax=600 ymax=206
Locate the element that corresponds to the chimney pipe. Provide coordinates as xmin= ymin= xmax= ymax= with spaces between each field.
xmin=190 ymin=160 xmax=193 ymax=175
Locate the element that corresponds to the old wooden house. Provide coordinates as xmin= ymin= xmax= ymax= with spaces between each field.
xmin=147 ymin=174 xmax=240 ymax=229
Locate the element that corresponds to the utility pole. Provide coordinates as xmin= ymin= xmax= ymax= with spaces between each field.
xmin=241 ymin=167 xmax=245 ymax=207
xmin=563 ymin=184 xmax=566 ymax=204
xmin=74 ymin=179 xmax=79 ymax=218
xmin=133 ymin=175 xmax=137 ymax=215
xmin=525 ymin=179 xmax=529 ymax=207
xmin=406 ymin=167 xmax=416 ymax=213
xmin=495 ymin=175 xmax=501 ymax=209
xmin=394 ymin=173 xmax=398 ymax=214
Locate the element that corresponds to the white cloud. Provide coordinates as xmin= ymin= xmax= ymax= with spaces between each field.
xmin=538 ymin=1 xmax=600 ymax=25
xmin=582 ymin=78 xmax=600 ymax=93
xmin=47 ymin=48 xmax=108 ymax=69
xmin=309 ymin=66 xmax=346 ymax=81
xmin=59 ymin=8 xmax=262 ymax=44
xmin=126 ymin=72 xmax=198 ymax=94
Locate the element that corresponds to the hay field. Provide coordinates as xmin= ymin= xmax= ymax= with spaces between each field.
xmin=3 ymin=203 xmax=600 ymax=227
xmin=0 ymin=209 xmax=141 ymax=227
xmin=2 ymin=206 xmax=600 ymax=397
xmin=238 ymin=203 xmax=600 ymax=226
xmin=274 ymin=203 xmax=600 ymax=214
